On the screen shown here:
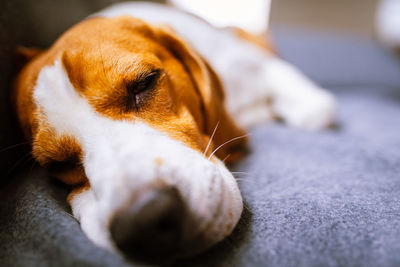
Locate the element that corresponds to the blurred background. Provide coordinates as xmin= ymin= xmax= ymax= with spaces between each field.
xmin=271 ymin=0 xmax=378 ymax=39
xmin=1 ymin=0 xmax=399 ymax=46
xmin=271 ymin=0 xmax=379 ymax=38
xmin=272 ymin=0 xmax=400 ymax=49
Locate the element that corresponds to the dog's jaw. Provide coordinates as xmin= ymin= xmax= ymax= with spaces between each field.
xmin=34 ymin=60 xmax=243 ymax=257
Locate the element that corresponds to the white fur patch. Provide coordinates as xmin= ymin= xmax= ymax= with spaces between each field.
xmin=69 ymin=188 xmax=114 ymax=250
xmin=34 ymin=60 xmax=243 ymax=251
xmin=377 ymin=0 xmax=400 ymax=47
xmin=167 ymin=0 xmax=271 ymax=34
xmin=262 ymin=58 xmax=337 ymax=130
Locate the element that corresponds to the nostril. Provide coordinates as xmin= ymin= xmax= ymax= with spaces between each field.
xmin=110 ymin=186 xmax=186 ymax=261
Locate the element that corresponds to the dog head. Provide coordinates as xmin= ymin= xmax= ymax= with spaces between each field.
xmin=13 ymin=16 xmax=247 ymax=261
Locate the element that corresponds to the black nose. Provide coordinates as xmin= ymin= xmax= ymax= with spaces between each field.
xmin=110 ymin=186 xmax=186 ymax=261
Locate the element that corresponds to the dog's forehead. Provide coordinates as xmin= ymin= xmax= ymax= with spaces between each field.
xmin=59 ymin=17 xmax=165 ymax=83
xmin=61 ymin=45 xmax=163 ymax=95
xmin=56 ymin=16 xmax=158 ymax=46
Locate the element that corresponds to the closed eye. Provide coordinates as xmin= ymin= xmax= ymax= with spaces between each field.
xmin=126 ymin=70 xmax=161 ymax=111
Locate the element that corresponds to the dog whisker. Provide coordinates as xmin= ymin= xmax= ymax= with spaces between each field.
xmin=242 ymin=201 xmax=252 ymax=213
xmin=233 ymin=175 xmax=251 ymax=179
xmin=221 ymin=153 xmax=231 ymax=163
xmin=234 ymin=176 xmax=252 ymax=181
xmin=0 ymin=141 xmax=30 ymax=154
xmin=6 ymin=151 xmax=34 ymax=177
xmin=208 ymin=134 xmax=249 ymax=160
xmin=235 ymin=178 xmax=254 ymax=184
xmin=203 ymin=120 xmax=220 ymax=156
xmin=64 ymin=211 xmax=79 ymax=222
xmin=28 ymin=160 xmax=38 ymax=174
xmin=234 ymin=175 xmax=249 ymax=180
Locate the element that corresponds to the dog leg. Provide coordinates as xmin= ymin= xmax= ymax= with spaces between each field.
xmin=226 ymin=94 xmax=277 ymax=130
xmin=222 ymin=54 xmax=336 ymax=130
xmin=262 ymin=57 xmax=337 ymax=130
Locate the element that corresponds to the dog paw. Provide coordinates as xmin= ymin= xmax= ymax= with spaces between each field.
xmin=262 ymin=58 xmax=338 ymax=130
xmin=233 ymin=100 xmax=276 ymax=129
xmin=276 ymin=88 xmax=337 ymax=130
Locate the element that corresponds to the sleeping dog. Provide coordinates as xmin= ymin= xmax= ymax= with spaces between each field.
xmin=13 ymin=1 xmax=336 ymax=263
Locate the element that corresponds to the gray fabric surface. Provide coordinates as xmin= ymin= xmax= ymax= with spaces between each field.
xmin=1 ymin=15 xmax=400 ymax=267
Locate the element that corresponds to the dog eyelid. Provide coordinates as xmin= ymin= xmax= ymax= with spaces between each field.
xmin=126 ymin=69 xmax=162 ymax=111
xmin=128 ymin=69 xmax=161 ymax=94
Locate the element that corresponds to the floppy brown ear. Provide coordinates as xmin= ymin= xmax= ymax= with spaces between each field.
xmin=15 ymin=46 xmax=42 ymax=71
xmin=156 ymin=26 xmax=248 ymax=163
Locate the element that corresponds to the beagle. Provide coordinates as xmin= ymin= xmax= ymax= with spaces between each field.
xmin=12 ymin=1 xmax=336 ymax=263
